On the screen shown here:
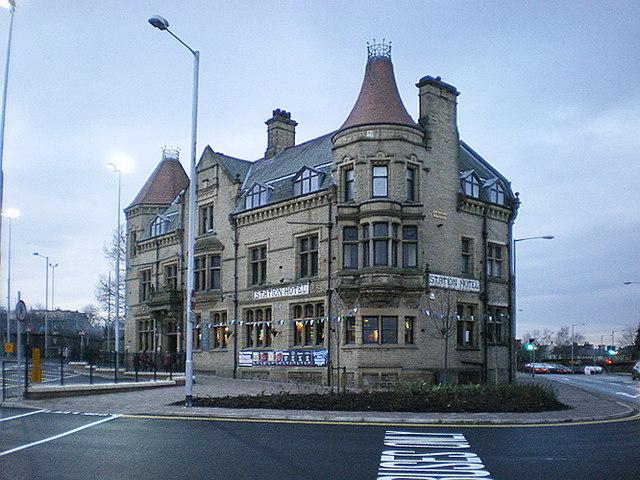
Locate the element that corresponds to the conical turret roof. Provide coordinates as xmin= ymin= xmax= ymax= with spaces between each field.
xmin=126 ymin=153 xmax=189 ymax=210
xmin=340 ymin=43 xmax=418 ymax=131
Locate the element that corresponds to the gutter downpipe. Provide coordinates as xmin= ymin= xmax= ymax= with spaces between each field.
xmin=481 ymin=204 xmax=489 ymax=383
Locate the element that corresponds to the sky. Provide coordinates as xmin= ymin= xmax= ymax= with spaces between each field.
xmin=0 ymin=1 xmax=638 ymax=345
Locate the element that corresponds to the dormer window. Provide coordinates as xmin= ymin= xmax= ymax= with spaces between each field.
xmin=150 ymin=216 xmax=168 ymax=237
xmin=244 ymin=184 xmax=270 ymax=209
xmin=461 ymin=172 xmax=480 ymax=198
xmin=487 ymin=181 xmax=505 ymax=205
xmin=293 ymin=167 xmax=321 ymax=196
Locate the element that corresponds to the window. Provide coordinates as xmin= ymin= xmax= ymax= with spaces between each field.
xmin=462 ymin=173 xmax=480 ymax=198
xmin=488 ymin=182 xmax=505 ymax=205
xmin=129 ymin=230 xmax=137 ymax=257
xmin=164 ymin=264 xmax=178 ymax=290
xmin=244 ymin=184 xmax=269 ymax=209
xmin=138 ymin=320 xmax=154 ymax=352
xmin=406 ymin=166 xmax=416 ymax=201
xmin=363 ymin=316 xmax=398 ymax=344
xmin=193 ymin=314 xmax=202 ymax=350
xmin=250 ymin=246 xmax=267 ymax=286
xmin=373 ymin=222 xmax=389 ymax=266
xmin=461 ymin=238 xmax=472 ymax=275
xmin=212 ymin=312 xmax=230 ymax=349
xmin=372 ymin=165 xmax=388 ymax=198
xmin=195 ymin=257 xmax=207 ymax=291
xmin=150 ymin=216 xmax=168 ymax=237
xmin=404 ymin=317 xmax=415 ymax=344
xmin=362 ymin=224 xmax=370 ymax=267
xmin=402 ymin=226 xmax=418 ymax=268
xmin=140 ymin=269 xmax=152 ymax=301
xmin=199 ymin=204 xmax=214 ymax=234
xmin=344 ymin=167 xmax=354 ymax=201
xmin=457 ymin=304 xmax=476 ymax=347
xmin=294 ymin=168 xmax=321 ymax=196
xmin=487 ymin=306 xmax=506 ymax=344
xmin=298 ymin=235 xmax=318 ymax=278
xmin=292 ymin=303 xmax=325 ymax=347
xmin=392 ymin=224 xmax=399 ymax=267
xmin=208 ymin=255 xmax=221 ymax=290
xmin=487 ymin=243 xmax=503 ymax=278
xmin=343 ymin=227 xmax=359 ymax=270
xmin=244 ymin=307 xmax=272 ymax=348
xmin=345 ymin=316 xmax=356 ymax=344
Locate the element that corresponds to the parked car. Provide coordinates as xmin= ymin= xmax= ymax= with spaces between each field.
xmin=523 ymin=363 xmax=549 ymax=374
xmin=546 ymin=364 xmax=571 ymax=374
xmin=632 ymin=361 xmax=640 ymax=380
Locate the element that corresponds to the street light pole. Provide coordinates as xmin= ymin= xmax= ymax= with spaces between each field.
xmin=0 ymin=1 xmax=16 ymax=274
xmin=2 ymin=207 xmax=18 ymax=345
xmin=32 ymin=252 xmax=50 ymax=358
xmin=107 ymin=164 xmax=122 ymax=375
xmin=49 ymin=263 xmax=59 ymax=310
xmin=149 ymin=15 xmax=199 ymax=406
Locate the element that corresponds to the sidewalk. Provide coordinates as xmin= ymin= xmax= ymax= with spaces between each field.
xmin=2 ymin=372 xmax=637 ymax=425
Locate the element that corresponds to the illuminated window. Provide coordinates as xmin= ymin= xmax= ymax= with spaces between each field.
xmin=292 ymin=303 xmax=325 ymax=346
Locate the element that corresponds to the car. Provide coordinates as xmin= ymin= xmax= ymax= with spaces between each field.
xmin=547 ymin=364 xmax=571 ymax=374
xmin=633 ymin=361 xmax=640 ymax=381
xmin=523 ymin=363 xmax=549 ymax=374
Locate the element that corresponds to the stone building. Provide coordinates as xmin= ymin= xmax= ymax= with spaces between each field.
xmin=124 ymin=43 xmax=519 ymax=387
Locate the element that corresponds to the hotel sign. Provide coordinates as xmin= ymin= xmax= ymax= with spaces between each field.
xmin=253 ymin=283 xmax=309 ymax=301
xmin=428 ymin=274 xmax=480 ymax=293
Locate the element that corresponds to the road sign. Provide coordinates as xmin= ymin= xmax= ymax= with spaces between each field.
xmin=15 ymin=300 xmax=27 ymax=322
xmin=4 ymin=342 xmax=13 ymax=353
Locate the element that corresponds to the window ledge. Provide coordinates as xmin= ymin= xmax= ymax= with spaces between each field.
xmin=456 ymin=346 xmax=480 ymax=352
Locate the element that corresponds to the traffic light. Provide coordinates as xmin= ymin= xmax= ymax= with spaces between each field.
xmin=606 ymin=346 xmax=618 ymax=356
xmin=524 ymin=338 xmax=538 ymax=352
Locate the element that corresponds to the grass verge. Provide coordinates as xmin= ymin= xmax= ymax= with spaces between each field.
xmin=184 ymin=382 xmax=568 ymax=413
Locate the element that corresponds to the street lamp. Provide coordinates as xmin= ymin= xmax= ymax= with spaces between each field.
xmin=0 ymin=0 xmax=16 ymax=275
xmin=2 ymin=206 xmax=18 ymax=345
xmin=511 ymin=235 xmax=555 ymax=377
xmin=32 ymin=251 xmax=50 ymax=358
xmin=570 ymin=322 xmax=585 ymax=369
xmin=149 ymin=14 xmax=199 ymax=407
xmin=624 ymin=281 xmax=639 ymax=285
xmin=49 ymin=263 xmax=59 ymax=310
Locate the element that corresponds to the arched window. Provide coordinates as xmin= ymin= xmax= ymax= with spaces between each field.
xmin=461 ymin=172 xmax=480 ymax=198
xmin=293 ymin=167 xmax=321 ymax=196
xmin=244 ymin=184 xmax=270 ymax=209
xmin=488 ymin=181 xmax=505 ymax=205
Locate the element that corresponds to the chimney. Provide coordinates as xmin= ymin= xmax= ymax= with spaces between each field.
xmin=416 ymin=75 xmax=460 ymax=150
xmin=265 ymin=109 xmax=297 ymax=159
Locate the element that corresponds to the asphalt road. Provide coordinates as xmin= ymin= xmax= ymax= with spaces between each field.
xmin=546 ymin=373 xmax=640 ymax=406
xmin=1 ymin=407 xmax=639 ymax=480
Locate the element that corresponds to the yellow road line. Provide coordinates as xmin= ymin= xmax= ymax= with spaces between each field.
xmin=119 ymin=412 xmax=640 ymax=429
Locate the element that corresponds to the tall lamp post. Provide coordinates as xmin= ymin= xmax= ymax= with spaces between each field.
xmin=512 ymin=235 xmax=554 ymax=374
xmin=0 ymin=1 xmax=16 ymax=273
xmin=32 ymin=252 xmax=50 ymax=358
xmin=107 ymin=162 xmax=123 ymax=376
xmin=148 ymin=15 xmax=199 ymax=406
xmin=49 ymin=263 xmax=59 ymax=310
xmin=2 ymin=206 xmax=18 ymax=345
xmin=570 ymin=322 xmax=585 ymax=369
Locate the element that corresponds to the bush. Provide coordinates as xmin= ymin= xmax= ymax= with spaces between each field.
xmin=186 ymin=381 xmax=567 ymax=413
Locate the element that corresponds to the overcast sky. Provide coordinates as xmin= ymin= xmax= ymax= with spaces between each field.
xmin=1 ymin=1 xmax=638 ymax=345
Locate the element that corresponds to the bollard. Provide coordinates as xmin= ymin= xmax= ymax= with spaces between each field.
xmin=169 ymin=357 xmax=173 ymax=381
xmin=134 ymin=354 xmax=139 ymax=382
xmin=153 ymin=352 xmax=157 ymax=382
xmin=89 ymin=355 xmax=94 ymax=385
xmin=113 ymin=350 xmax=118 ymax=384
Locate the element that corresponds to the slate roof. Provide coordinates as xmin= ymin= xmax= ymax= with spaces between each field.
xmin=340 ymin=56 xmax=418 ymax=131
xmin=458 ymin=140 xmax=515 ymax=202
xmin=126 ymin=158 xmax=189 ymax=210
xmin=198 ymin=146 xmax=252 ymax=182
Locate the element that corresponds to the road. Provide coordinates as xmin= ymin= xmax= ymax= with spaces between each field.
xmin=1 ymin=406 xmax=639 ymax=480
xmin=546 ymin=373 xmax=640 ymax=406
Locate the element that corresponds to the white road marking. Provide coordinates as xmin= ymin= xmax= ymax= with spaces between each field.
xmin=0 ymin=409 xmax=46 ymax=423
xmin=616 ymin=392 xmax=640 ymax=399
xmin=0 ymin=414 xmax=120 ymax=457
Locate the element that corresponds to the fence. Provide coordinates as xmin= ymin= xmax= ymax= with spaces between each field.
xmin=10 ymin=350 xmax=186 ymax=395
xmin=1 ymin=360 xmax=21 ymax=401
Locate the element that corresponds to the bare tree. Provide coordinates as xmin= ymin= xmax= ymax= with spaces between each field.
xmin=95 ymin=226 xmax=126 ymax=317
xmin=422 ymin=289 xmax=458 ymax=384
xmin=81 ymin=304 xmax=103 ymax=328
xmin=621 ymin=322 xmax=640 ymax=348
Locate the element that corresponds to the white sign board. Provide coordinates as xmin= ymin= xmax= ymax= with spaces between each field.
xmin=428 ymin=274 xmax=480 ymax=293
xmin=253 ymin=283 xmax=309 ymax=301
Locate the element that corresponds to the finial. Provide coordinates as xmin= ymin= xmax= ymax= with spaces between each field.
xmin=367 ymin=38 xmax=392 ymax=61
xmin=162 ymin=146 xmax=180 ymax=160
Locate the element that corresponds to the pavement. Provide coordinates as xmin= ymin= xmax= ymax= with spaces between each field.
xmin=2 ymin=371 xmax=637 ymax=425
